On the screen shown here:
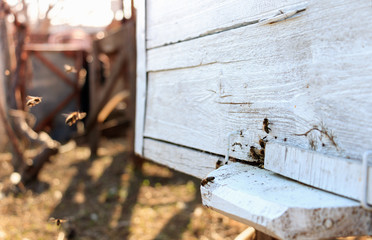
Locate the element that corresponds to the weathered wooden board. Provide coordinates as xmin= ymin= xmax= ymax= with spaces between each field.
xmin=135 ymin=0 xmax=147 ymax=155
xmin=265 ymin=142 xmax=372 ymax=205
xmin=146 ymin=0 xmax=306 ymax=49
xmin=144 ymin=0 xmax=372 ymax=166
xmin=143 ymin=138 xmax=220 ymax=179
xmin=201 ymin=162 xmax=372 ymax=239
xmin=138 ymin=0 xmax=372 ymax=237
xmin=0 ymin=17 xmax=11 ymax=151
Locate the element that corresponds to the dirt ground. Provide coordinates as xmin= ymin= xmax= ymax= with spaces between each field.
xmin=1 ymin=137 xmax=371 ymax=240
xmin=0 ymin=137 xmax=248 ymax=240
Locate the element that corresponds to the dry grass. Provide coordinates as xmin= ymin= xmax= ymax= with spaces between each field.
xmin=0 ymin=137 xmax=247 ymax=240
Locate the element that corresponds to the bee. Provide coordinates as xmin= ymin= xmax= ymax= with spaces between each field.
xmin=259 ymin=136 xmax=267 ymax=149
xmin=249 ymin=146 xmax=262 ymax=160
xmin=259 ymin=149 xmax=265 ymax=156
xmin=215 ymin=160 xmax=223 ymax=169
xmin=201 ymin=176 xmax=215 ymax=186
xmin=26 ymin=96 xmax=42 ymax=108
xmin=63 ymin=111 xmax=86 ymax=126
xmin=64 ymin=64 xmax=77 ymax=73
xmin=262 ymin=118 xmax=271 ymax=134
xmin=49 ymin=217 xmax=68 ymax=226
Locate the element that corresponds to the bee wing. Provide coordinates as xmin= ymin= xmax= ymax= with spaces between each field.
xmin=49 ymin=217 xmax=69 ymax=221
xmin=62 ymin=112 xmax=77 ymax=117
xmin=26 ymin=96 xmax=36 ymax=100
xmin=79 ymin=112 xmax=87 ymax=119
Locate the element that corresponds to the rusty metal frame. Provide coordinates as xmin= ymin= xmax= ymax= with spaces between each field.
xmin=25 ymin=48 xmax=84 ymax=132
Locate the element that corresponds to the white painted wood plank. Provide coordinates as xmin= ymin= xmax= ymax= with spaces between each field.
xmin=144 ymin=0 xmax=372 ymax=164
xmin=146 ymin=0 xmax=305 ymax=49
xmin=143 ymin=138 xmax=220 ymax=179
xmin=134 ymin=0 xmax=147 ymax=156
xmin=145 ymin=63 xmax=372 ymax=161
xmin=201 ymin=162 xmax=372 ymax=239
xmin=265 ymin=142 xmax=372 ymax=205
xmin=147 ymin=0 xmax=371 ymax=72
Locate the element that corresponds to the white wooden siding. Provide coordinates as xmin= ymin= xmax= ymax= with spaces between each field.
xmin=201 ymin=162 xmax=372 ymax=239
xmin=134 ymin=0 xmax=147 ymax=155
xmin=143 ymin=0 xmax=372 ymax=168
xmin=143 ymin=138 xmax=220 ymax=179
xmin=265 ymin=142 xmax=372 ymax=205
xmin=137 ymin=0 xmax=372 ymax=236
xmin=146 ymin=0 xmax=306 ymax=49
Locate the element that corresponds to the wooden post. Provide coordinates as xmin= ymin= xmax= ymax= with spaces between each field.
xmin=88 ymin=40 xmax=100 ymax=157
xmin=254 ymin=231 xmax=277 ymax=240
xmin=0 ymin=6 xmax=25 ymax=171
xmin=126 ymin=21 xmax=144 ymax=169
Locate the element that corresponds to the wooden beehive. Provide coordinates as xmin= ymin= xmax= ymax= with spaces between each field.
xmin=135 ymin=0 xmax=372 ymax=238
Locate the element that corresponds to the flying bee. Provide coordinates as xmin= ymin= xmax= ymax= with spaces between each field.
xmin=262 ymin=118 xmax=271 ymax=134
xmin=63 ymin=111 xmax=86 ymax=126
xmin=49 ymin=217 xmax=68 ymax=226
xmin=201 ymin=176 xmax=215 ymax=186
xmin=64 ymin=64 xmax=77 ymax=73
xmin=26 ymin=96 xmax=42 ymax=108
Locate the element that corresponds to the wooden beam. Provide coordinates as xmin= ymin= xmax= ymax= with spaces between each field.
xmin=0 ymin=102 xmax=25 ymax=171
xmin=134 ymin=0 xmax=147 ymax=156
xmin=97 ymin=90 xmax=129 ymax=123
xmin=86 ymin=24 xmax=135 ymax=131
xmin=146 ymin=0 xmax=305 ymax=49
xmin=143 ymin=138 xmax=220 ymax=179
xmin=126 ymin=22 xmax=137 ymax=162
xmin=264 ymin=142 xmax=372 ymax=205
xmin=201 ymin=162 xmax=372 ymax=239
xmin=86 ymin=47 xmax=127 ymax=131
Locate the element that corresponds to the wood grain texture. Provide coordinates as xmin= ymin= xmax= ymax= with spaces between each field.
xmin=144 ymin=0 xmax=372 ymax=164
xmin=201 ymin=162 xmax=372 ymax=239
xmin=265 ymin=142 xmax=372 ymax=205
xmin=134 ymin=0 xmax=147 ymax=156
xmin=146 ymin=0 xmax=305 ymax=49
xmin=143 ymin=138 xmax=221 ymax=179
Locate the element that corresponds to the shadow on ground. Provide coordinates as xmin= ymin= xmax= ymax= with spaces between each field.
xmin=49 ymin=147 xmax=202 ymax=240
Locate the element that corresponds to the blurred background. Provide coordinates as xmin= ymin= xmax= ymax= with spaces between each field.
xmin=0 ymin=0 xmax=250 ymax=239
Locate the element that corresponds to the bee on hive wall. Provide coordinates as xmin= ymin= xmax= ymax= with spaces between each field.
xmin=201 ymin=176 xmax=215 ymax=186
xmin=262 ymin=118 xmax=271 ymax=134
